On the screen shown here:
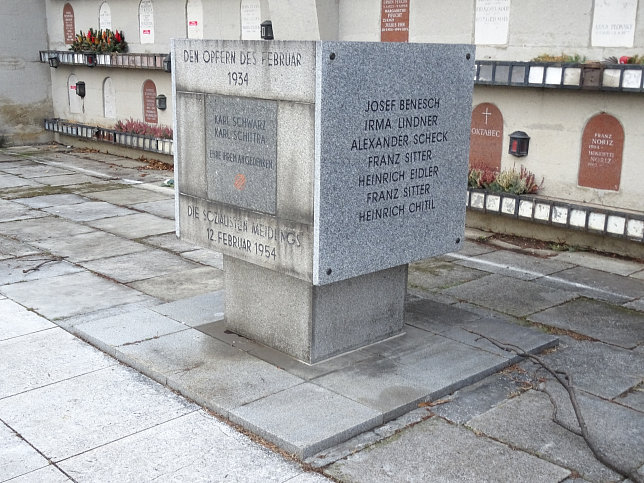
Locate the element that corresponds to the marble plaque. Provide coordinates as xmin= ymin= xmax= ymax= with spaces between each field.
xmin=139 ymin=0 xmax=154 ymax=44
xmin=381 ymin=0 xmax=410 ymax=43
xmin=592 ymin=0 xmax=637 ymax=48
xmin=469 ymin=103 xmax=503 ymax=172
xmin=578 ymin=113 xmax=624 ymax=191
xmin=475 ymin=0 xmax=510 ymax=45
xmin=314 ymin=42 xmax=475 ymax=284
xmin=99 ymin=2 xmax=112 ymax=31
xmin=143 ymin=80 xmax=158 ymax=124
xmin=63 ymin=3 xmax=75 ymax=45
xmin=205 ymin=94 xmax=277 ymax=214
xmin=186 ymin=0 xmax=203 ymax=39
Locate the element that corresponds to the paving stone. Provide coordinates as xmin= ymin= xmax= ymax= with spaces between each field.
xmin=43 ymin=201 xmax=136 ymax=222
xmin=128 ymin=266 xmax=224 ymax=301
xmin=87 ymin=212 xmax=174 ymax=239
xmin=33 ymin=231 xmax=148 ymax=262
xmin=633 ymin=269 xmax=644 ymax=281
xmin=537 ymin=337 xmax=644 ymax=399
xmin=1 ymin=271 xmax=150 ymax=319
xmin=181 ymin=248 xmax=224 ymax=269
xmin=0 ymin=328 xmax=115 ymax=399
xmin=454 ymin=249 xmax=575 ymax=280
xmin=0 ymin=421 xmax=51 ymax=481
xmin=0 ymin=236 xmax=40 ymax=259
xmin=152 ymin=290 xmax=225 ymax=326
xmin=313 ymin=355 xmax=431 ymax=420
xmin=0 ymin=200 xmax=45 ymax=223
xmin=404 ymin=297 xmax=482 ymax=333
xmin=8 ymin=465 xmax=71 ymax=482
xmin=31 ymin=174 xmax=105 ymax=186
xmin=86 ymin=186 xmax=170 ymax=205
xmin=116 ymin=329 xmax=303 ymax=415
xmin=536 ymin=266 xmax=644 ymax=304
xmin=80 ymin=249 xmax=198 ymax=283
xmin=140 ymin=233 xmax=198 ymax=253
xmin=0 ymin=164 xmax=75 ymax=179
xmin=58 ymin=300 xmax=164 ymax=329
xmin=430 ymin=373 xmax=530 ymax=424
xmin=624 ymin=297 xmax=644 ymax=312
xmin=0 ymin=365 xmax=198 ymax=462
xmin=0 ymin=173 xmax=43 ymax=189
xmin=74 ymin=308 xmax=189 ymax=347
xmin=443 ymin=274 xmax=578 ymax=317
xmin=0 ymin=216 xmax=95 ymax=242
xmin=468 ymin=390 xmax=624 ymax=482
xmin=408 ymin=258 xmax=488 ymax=292
xmin=615 ymin=385 xmax=644 ymax=412
xmin=230 ymin=383 xmax=382 ymax=459
xmin=448 ymin=239 xmax=497 ymax=257
xmin=529 ymin=298 xmax=644 ymax=349
xmin=59 ymin=410 xmax=313 ymax=482
xmin=131 ymin=199 xmax=175 ymax=219
xmin=0 ymin=258 xmax=83 ymax=285
xmin=554 ymin=251 xmax=644 ymax=276
xmin=0 ymin=299 xmax=56 ymax=341
xmin=14 ymin=193 xmax=89 ymax=208
xmin=325 ymin=416 xmax=570 ymax=482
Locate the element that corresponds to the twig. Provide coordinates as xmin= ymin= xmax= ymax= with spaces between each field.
xmin=22 ymin=256 xmax=68 ymax=273
xmin=464 ymin=328 xmax=642 ymax=482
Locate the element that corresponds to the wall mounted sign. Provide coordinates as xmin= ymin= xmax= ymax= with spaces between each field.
xmin=578 ymin=113 xmax=624 ymax=191
xmin=240 ymin=0 xmax=261 ymax=40
xmin=63 ymin=3 xmax=75 ymax=44
xmin=99 ymin=2 xmax=112 ymax=31
xmin=139 ymin=0 xmax=155 ymax=44
xmin=592 ymin=0 xmax=637 ymax=47
xmin=143 ymin=79 xmax=158 ymax=123
xmin=380 ymin=0 xmax=410 ymax=42
xmin=469 ymin=103 xmax=503 ymax=172
xmin=475 ymin=0 xmax=510 ymax=45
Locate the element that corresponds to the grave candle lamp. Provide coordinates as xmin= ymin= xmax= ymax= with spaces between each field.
xmin=261 ymin=20 xmax=274 ymax=40
xmin=509 ymin=131 xmax=530 ymax=156
xmin=156 ymin=94 xmax=167 ymax=110
xmin=48 ymin=55 xmax=60 ymax=68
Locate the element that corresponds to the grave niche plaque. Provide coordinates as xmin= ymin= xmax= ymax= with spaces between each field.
xmin=469 ymin=103 xmax=503 ymax=172
xmin=63 ymin=3 xmax=75 ymax=45
xmin=143 ymin=80 xmax=158 ymax=124
xmin=174 ymin=39 xmax=474 ymax=363
xmin=578 ymin=113 xmax=624 ymax=191
xmin=380 ymin=0 xmax=410 ymax=42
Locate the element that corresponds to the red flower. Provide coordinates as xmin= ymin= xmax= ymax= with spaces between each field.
xmin=619 ymin=55 xmax=630 ymax=64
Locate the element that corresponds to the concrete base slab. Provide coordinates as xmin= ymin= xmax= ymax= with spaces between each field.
xmin=43 ymin=201 xmax=135 ymax=222
xmin=0 ymin=299 xmax=56 ymax=340
xmin=88 ymin=213 xmax=174 ymax=239
xmin=0 ymin=416 xmax=51 ymax=481
xmin=152 ymin=290 xmax=225 ymax=326
xmin=127 ymin=266 xmax=224 ymax=301
xmin=132 ymin=199 xmax=175 ymax=219
xmin=0 ymin=216 xmax=95 ymax=242
xmin=86 ymin=187 xmax=170 ymax=205
xmin=33 ymin=231 xmax=148 ymax=262
xmin=455 ymin=249 xmax=575 ymax=280
xmin=325 ymin=417 xmax=570 ymax=482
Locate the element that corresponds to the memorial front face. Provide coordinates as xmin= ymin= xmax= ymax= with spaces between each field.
xmin=174 ymin=39 xmax=474 ymax=363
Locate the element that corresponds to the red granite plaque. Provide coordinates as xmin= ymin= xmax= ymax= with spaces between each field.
xmin=578 ymin=113 xmax=624 ymax=191
xmin=143 ymin=80 xmax=158 ymax=124
xmin=63 ymin=3 xmax=75 ymax=45
xmin=381 ymin=0 xmax=410 ymax=42
xmin=469 ymin=103 xmax=503 ymax=171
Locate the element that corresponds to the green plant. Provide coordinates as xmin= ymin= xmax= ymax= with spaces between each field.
xmin=114 ymin=118 xmax=173 ymax=139
xmin=531 ymin=53 xmax=587 ymax=64
xmin=70 ymin=28 xmax=127 ymax=53
xmin=468 ymin=164 xmax=543 ymax=195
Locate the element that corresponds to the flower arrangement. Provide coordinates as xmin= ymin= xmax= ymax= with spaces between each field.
xmin=468 ymin=164 xmax=543 ymax=195
xmin=115 ymin=118 xmax=173 ymax=139
xmin=70 ymin=28 xmax=127 ymax=53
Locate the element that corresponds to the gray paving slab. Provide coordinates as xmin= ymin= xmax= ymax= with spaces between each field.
xmin=454 ymin=249 xmax=575 ymax=280
xmin=0 ymin=422 xmax=51 ymax=481
xmin=633 ymin=269 xmax=644 ymax=281
xmin=408 ymin=258 xmax=488 ymax=292
xmin=128 ymin=266 xmax=224 ymax=301
xmin=325 ymin=416 xmax=570 ymax=482
xmin=529 ymin=298 xmax=644 ymax=349
xmin=468 ymin=390 xmax=624 ymax=482
xmin=116 ymin=329 xmax=303 ymax=415
xmin=0 ymin=299 xmax=56 ymax=340
xmin=0 ymin=216 xmax=96 ymax=242
xmin=58 ymin=410 xmax=316 ymax=482
xmin=7 ymin=465 xmax=71 ymax=482
xmin=230 ymin=383 xmax=383 ymax=459
xmin=1 ymin=271 xmax=151 ymax=319
xmin=74 ymin=308 xmax=189 ymax=347
xmin=444 ymin=274 xmax=578 ymax=317
xmin=87 ymin=212 xmax=175 ymax=239
xmin=404 ymin=296 xmax=482 ymax=333
xmin=80 ymin=249 xmax=199 ymax=283
xmin=140 ymin=232 xmax=200 ymax=253
xmin=1 ymin=164 xmax=75 ymax=179
xmin=0 ymin=328 xmax=115 ymax=399
xmin=0 ymin=236 xmax=40 ymax=259
xmin=0 ymin=173 xmax=43 ymax=189
xmin=554 ymin=251 xmax=644 ymax=276
xmin=131 ymin=199 xmax=175 ymax=219
xmin=537 ymin=337 xmax=644 ymax=399
xmin=33 ymin=231 xmax=148 ymax=262
xmin=448 ymin=239 xmax=497 ymax=257
xmin=13 ymin=193 xmax=89 ymax=208
xmin=43 ymin=201 xmax=136 ymax=222
xmin=57 ymin=299 xmax=164 ymax=329
xmin=31 ymin=174 xmax=106 ymax=186
xmin=85 ymin=186 xmax=171 ymax=205
xmin=0 ymin=258 xmax=83 ymax=285
xmin=0 ymin=200 xmax=45 ymax=223
xmin=625 ymin=297 xmax=644 ymax=312
xmin=152 ymin=290 xmax=225 ymax=326
xmin=181 ymin=248 xmax=224 ymax=269
xmin=536 ymin=266 xmax=644 ymax=304
xmin=0 ymin=365 xmax=198 ymax=462
xmin=313 ymin=355 xmax=432 ymax=420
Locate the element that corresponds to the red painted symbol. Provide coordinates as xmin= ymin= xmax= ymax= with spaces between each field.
xmin=189 ymin=21 xmax=198 ymax=26
xmin=234 ymin=174 xmax=247 ymax=190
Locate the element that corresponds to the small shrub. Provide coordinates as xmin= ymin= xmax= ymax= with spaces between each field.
xmin=468 ymin=164 xmax=543 ymax=195
xmin=114 ymin=118 xmax=173 ymax=139
xmin=531 ymin=53 xmax=587 ymax=64
xmin=70 ymin=28 xmax=127 ymax=53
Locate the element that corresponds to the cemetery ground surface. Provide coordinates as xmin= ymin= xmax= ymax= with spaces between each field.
xmin=0 ymin=144 xmax=642 ymax=482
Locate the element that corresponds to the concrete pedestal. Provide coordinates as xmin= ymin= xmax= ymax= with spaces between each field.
xmin=225 ymin=256 xmax=407 ymax=363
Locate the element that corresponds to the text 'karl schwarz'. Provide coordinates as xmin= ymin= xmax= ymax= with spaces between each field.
xmin=186 ymin=205 xmax=303 ymax=263
xmin=183 ymin=48 xmax=302 ymax=86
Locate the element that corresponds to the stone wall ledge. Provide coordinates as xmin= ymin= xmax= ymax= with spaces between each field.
xmin=467 ymin=189 xmax=644 ymax=244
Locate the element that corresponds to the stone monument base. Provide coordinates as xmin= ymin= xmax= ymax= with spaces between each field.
xmin=224 ymin=256 xmax=407 ymax=364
